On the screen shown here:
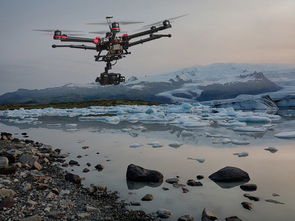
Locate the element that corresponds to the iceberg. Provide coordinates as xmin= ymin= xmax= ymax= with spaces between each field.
xmin=233 ymin=126 xmax=267 ymax=132
xmin=274 ymin=131 xmax=295 ymax=139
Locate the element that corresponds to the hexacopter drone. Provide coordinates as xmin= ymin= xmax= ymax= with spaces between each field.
xmin=35 ymin=15 xmax=187 ymax=85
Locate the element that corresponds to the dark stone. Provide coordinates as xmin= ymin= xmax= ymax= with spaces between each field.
xmin=126 ymin=164 xmax=163 ymax=182
xmin=65 ymin=173 xmax=81 ymax=184
xmin=68 ymin=160 xmax=79 ymax=166
xmin=86 ymin=163 xmax=91 ymax=167
xmin=0 ymin=197 xmax=15 ymax=209
xmin=240 ymin=184 xmax=257 ymax=191
xmin=83 ymin=168 xmax=90 ymax=173
xmin=141 ymin=194 xmax=153 ymax=201
xmin=95 ymin=164 xmax=104 ymax=171
xmin=202 ymin=208 xmax=218 ymax=221
xmin=0 ymin=166 xmax=17 ymax=175
xmin=182 ymin=187 xmax=189 ymax=193
xmin=243 ymin=193 xmax=260 ymax=201
xmin=178 ymin=215 xmax=194 ymax=221
xmin=209 ymin=166 xmax=250 ymax=182
xmin=225 ymin=216 xmax=242 ymax=221
xmin=187 ymin=179 xmax=203 ymax=186
xmin=241 ymin=202 xmax=253 ymax=210
xmin=165 ymin=178 xmax=179 ymax=184
xmin=197 ymin=175 xmax=204 ymax=180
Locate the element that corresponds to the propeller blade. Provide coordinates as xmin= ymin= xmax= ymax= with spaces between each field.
xmin=89 ymin=31 xmax=108 ymax=34
xmin=33 ymin=29 xmax=83 ymax=33
xmin=44 ymin=33 xmax=86 ymax=36
xmin=141 ymin=13 xmax=188 ymax=29
xmin=86 ymin=20 xmax=144 ymax=25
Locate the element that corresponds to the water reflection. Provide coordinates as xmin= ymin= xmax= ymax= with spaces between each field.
xmin=126 ymin=180 xmax=163 ymax=190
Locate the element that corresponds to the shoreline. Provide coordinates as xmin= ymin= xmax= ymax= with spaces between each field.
xmin=0 ymin=132 xmax=155 ymax=221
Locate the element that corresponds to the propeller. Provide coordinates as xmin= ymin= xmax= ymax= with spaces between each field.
xmin=89 ymin=31 xmax=109 ymax=34
xmin=86 ymin=20 xmax=144 ymax=25
xmin=139 ymin=14 xmax=188 ymax=30
xmin=33 ymin=29 xmax=83 ymax=35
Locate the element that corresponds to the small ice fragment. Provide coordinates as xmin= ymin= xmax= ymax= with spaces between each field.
xmin=65 ymin=123 xmax=77 ymax=128
xmin=231 ymin=139 xmax=250 ymax=145
xmin=264 ymin=147 xmax=278 ymax=153
xmin=237 ymin=116 xmax=271 ymax=123
xmin=147 ymin=141 xmax=163 ymax=148
xmin=180 ymin=130 xmax=194 ymax=137
xmin=129 ymin=143 xmax=143 ymax=148
xmin=187 ymin=157 xmax=205 ymax=163
xmin=169 ymin=143 xmax=183 ymax=148
xmin=233 ymin=152 xmax=249 ymax=157
xmin=222 ymin=138 xmax=232 ymax=144
xmin=274 ymin=131 xmax=295 ymax=139
xmin=47 ymin=123 xmax=62 ymax=127
xmin=233 ymin=126 xmax=267 ymax=132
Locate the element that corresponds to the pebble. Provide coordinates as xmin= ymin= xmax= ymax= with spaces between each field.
xmin=225 ymin=216 xmax=242 ymax=221
xmin=169 ymin=143 xmax=183 ymax=148
xmin=187 ymin=179 xmax=203 ymax=187
xmin=241 ymin=202 xmax=253 ymax=210
xmin=82 ymin=146 xmax=89 ymax=149
xmin=202 ymin=208 xmax=218 ymax=221
xmin=243 ymin=193 xmax=260 ymax=201
xmin=165 ymin=177 xmax=179 ymax=184
xmin=157 ymin=209 xmax=173 ymax=218
xmin=95 ymin=164 xmax=104 ymax=171
xmin=21 ymin=215 xmax=42 ymax=221
xmin=0 ymin=188 xmax=16 ymax=198
xmin=178 ymin=215 xmax=194 ymax=221
xmin=83 ymin=168 xmax=90 ymax=173
xmin=141 ymin=194 xmax=153 ymax=201
xmin=240 ymin=183 xmax=257 ymax=191
xmin=264 ymin=147 xmax=278 ymax=153
xmin=130 ymin=201 xmax=141 ymax=206
xmin=197 ymin=175 xmax=204 ymax=180
xmin=0 ymin=157 xmax=9 ymax=168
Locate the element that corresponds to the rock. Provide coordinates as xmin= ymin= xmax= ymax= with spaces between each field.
xmin=240 ymin=184 xmax=257 ymax=191
xmin=264 ymin=147 xmax=278 ymax=153
xmin=169 ymin=143 xmax=183 ymax=148
xmin=243 ymin=193 xmax=260 ymax=201
xmin=173 ymin=183 xmax=186 ymax=188
xmin=19 ymin=153 xmax=38 ymax=167
xmin=209 ymin=166 xmax=250 ymax=182
xmin=201 ymin=208 xmax=218 ymax=221
xmin=33 ymin=161 xmax=43 ymax=170
xmin=187 ymin=179 xmax=203 ymax=186
xmin=65 ymin=173 xmax=81 ymax=184
xmin=130 ymin=201 xmax=141 ymax=206
xmin=21 ymin=215 xmax=42 ymax=221
xmin=95 ymin=164 xmax=104 ymax=171
xmin=162 ymin=187 xmax=169 ymax=191
xmin=1 ymin=132 xmax=12 ymax=140
xmin=141 ymin=194 xmax=153 ymax=201
xmin=85 ymin=205 xmax=100 ymax=212
xmin=23 ymin=183 xmax=32 ymax=191
xmin=225 ymin=216 xmax=243 ymax=221
xmin=197 ymin=175 xmax=204 ymax=180
xmin=86 ymin=162 xmax=91 ymax=167
xmin=233 ymin=152 xmax=249 ymax=157
xmin=272 ymin=193 xmax=280 ymax=197
xmin=265 ymin=199 xmax=285 ymax=204
xmin=36 ymin=183 xmax=49 ymax=190
xmin=241 ymin=202 xmax=253 ymax=210
xmin=0 ymin=197 xmax=15 ymax=209
xmin=0 ymin=188 xmax=17 ymax=198
xmin=77 ymin=155 xmax=82 ymax=158
xmin=77 ymin=212 xmax=91 ymax=219
xmin=157 ymin=209 xmax=172 ymax=218
xmin=83 ymin=168 xmax=90 ymax=173
xmin=0 ymin=166 xmax=17 ymax=175
xmin=48 ymin=211 xmax=66 ymax=219
xmin=69 ymin=160 xmax=79 ymax=166
xmin=166 ymin=178 xmax=179 ymax=184
xmin=126 ymin=164 xmax=163 ymax=182
xmin=82 ymin=146 xmax=89 ymax=149
xmin=0 ymin=157 xmax=9 ymax=168
xmin=182 ymin=187 xmax=189 ymax=193
xmin=178 ymin=215 xmax=194 ymax=221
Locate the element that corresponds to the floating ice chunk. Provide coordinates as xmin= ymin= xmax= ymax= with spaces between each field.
xmin=182 ymin=103 xmax=193 ymax=111
xmin=231 ymin=139 xmax=250 ymax=145
xmin=205 ymin=132 xmax=230 ymax=138
xmin=222 ymin=138 xmax=232 ymax=144
xmin=65 ymin=123 xmax=78 ymax=128
xmin=66 ymin=128 xmax=78 ymax=132
xmin=129 ymin=143 xmax=143 ymax=148
xmin=264 ymin=147 xmax=278 ymax=153
xmin=168 ymin=143 xmax=183 ymax=148
xmin=233 ymin=152 xmax=249 ymax=157
xmin=145 ymin=108 xmax=155 ymax=114
xmin=182 ymin=121 xmax=209 ymax=128
xmin=233 ymin=126 xmax=267 ymax=132
xmin=147 ymin=141 xmax=162 ymax=148
xmin=218 ymin=121 xmax=247 ymax=128
xmin=237 ymin=116 xmax=271 ymax=123
xmin=47 ymin=123 xmax=62 ymax=127
xmin=274 ymin=131 xmax=295 ymax=139
xmin=187 ymin=157 xmax=205 ymax=163
xmin=180 ymin=130 xmax=194 ymax=137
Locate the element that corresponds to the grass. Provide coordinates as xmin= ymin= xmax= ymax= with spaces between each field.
xmin=0 ymin=99 xmax=158 ymax=110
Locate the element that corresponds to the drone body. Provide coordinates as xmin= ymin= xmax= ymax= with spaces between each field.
xmin=50 ymin=16 xmax=174 ymax=85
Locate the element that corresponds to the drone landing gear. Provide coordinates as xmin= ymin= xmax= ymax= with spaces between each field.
xmin=95 ymin=61 xmax=125 ymax=85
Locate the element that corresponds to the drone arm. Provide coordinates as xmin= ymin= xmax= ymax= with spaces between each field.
xmin=59 ymin=36 xmax=94 ymax=43
xmin=52 ymin=44 xmax=97 ymax=50
xmin=126 ymin=21 xmax=171 ymax=40
xmin=128 ymin=34 xmax=171 ymax=47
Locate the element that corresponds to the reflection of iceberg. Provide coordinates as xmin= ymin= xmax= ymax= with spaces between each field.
xmin=126 ymin=180 xmax=162 ymax=190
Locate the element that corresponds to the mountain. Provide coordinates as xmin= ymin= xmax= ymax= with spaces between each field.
xmin=0 ymin=63 xmax=294 ymax=105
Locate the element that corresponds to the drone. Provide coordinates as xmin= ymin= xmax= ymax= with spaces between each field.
xmin=35 ymin=15 xmax=187 ymax=85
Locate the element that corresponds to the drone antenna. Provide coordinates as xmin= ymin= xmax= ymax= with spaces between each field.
xmin=106 ymin=16 xmax=113 ymax=30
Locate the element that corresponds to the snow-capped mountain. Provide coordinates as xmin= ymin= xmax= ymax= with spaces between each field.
xmin=0 ymin=63 xmax=294 ymax=105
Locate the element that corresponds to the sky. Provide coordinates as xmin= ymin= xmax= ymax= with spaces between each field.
xmin=0 ymin=0 xmax=295 ymax=94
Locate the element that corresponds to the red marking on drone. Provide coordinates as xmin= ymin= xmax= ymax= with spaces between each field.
xmin=55 ymin=35 xmax=68 ymax=39
xmin=93 ymin=36 xmax=101 ymax=44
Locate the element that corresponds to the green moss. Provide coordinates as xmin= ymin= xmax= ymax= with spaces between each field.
xmin=0 ymin=99 xmax=158 ymax=110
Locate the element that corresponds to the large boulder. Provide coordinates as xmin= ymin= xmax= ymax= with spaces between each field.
xmin=209 ymin=166 xmax=250 ymax=182
xmin=126 ymin=164 xmax=163 ymax=182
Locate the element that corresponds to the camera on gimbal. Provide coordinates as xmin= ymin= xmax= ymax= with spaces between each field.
xmin=95 ymin=72 xmax=125 ymax=85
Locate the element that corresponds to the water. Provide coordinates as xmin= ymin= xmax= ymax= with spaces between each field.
xmin=1 ymin=116 xmax=295 ymax=220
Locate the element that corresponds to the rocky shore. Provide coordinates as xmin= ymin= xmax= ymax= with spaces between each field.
xmin=0 ymin=132 xmax=154 ymax=221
